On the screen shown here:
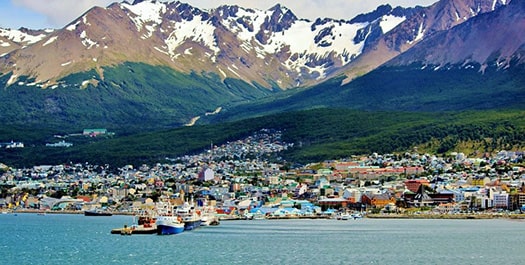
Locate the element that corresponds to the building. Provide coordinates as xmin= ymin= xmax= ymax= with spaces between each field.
xmin=492 ymin=193 xmax=509 ymax=209
xmin=83 ymin=129 xmax=107 ymax=137
xmin=361 ymin=193 xmax=396 ymax=208
xmin=404 ymin=179 xmax=430 ymax=193
xmin=198 ymin=168 xmax=215 ymax=182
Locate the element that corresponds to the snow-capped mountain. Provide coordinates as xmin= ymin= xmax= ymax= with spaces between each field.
xmin=0 ymin=28 xmax=52 ymax=55
xmin=339 ymin=0 xmax=511 ymax=83
xmin=0 ymin=0 xmax=417 ymax=88
xmin=0 ymin=0 xmax=521 ymax=131
xmin=387 ymin=0 xmax=524 ymax=69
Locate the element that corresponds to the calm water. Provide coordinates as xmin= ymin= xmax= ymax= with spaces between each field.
xmin=1 ymin=213 xmax=524 ymax=265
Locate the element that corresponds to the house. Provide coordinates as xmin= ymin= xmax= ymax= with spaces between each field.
xmin=403 ymin=185 xmax=454 ymax=207
xmin=492 ymin=192 xmax=509 ymax=209
xmin=198 ymin=167 xmax=215 ymax=182
xmin=469 ymin=176 xmax=491 ymax=186
xmin=361 ymin=193 xmax=396 ymax=208
xmin=342 ymin=187 xmax=361 ymax=203
xmin=404 ymin=178 xmax=430 ymax=193
xmin=0 ymin=141 xmax=24 ymax=149
xmin=509 ymin=192 xmax=525 ymax=211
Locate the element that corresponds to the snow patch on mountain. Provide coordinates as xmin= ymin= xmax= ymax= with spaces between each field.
xmin=42 ymin=36 xmax=58 ymax=47
xmin=66 ymin=21 xmax=80 ymax=31
xmin=0 ymin=28 xmax=48 ymax=45
xmin=122 ymin=1 xmax=166 ymax=31
xmin=80 ymin=31 xmax=98 ymax=49
xmin=0 ymin=40 xmax=10 ymax=47
xmin=164 ymin=15 xmax=219 ymax=59
xmin=408 ymin=23 xmax=425 ymax=44
xmin=379 ymin=15 xmax=406 ymax=33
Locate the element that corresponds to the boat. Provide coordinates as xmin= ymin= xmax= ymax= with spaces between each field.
xmin=336 ymin=212 xmax=351 ymax=220
xmin=175 ymin=201 xmax=202 ymax=230
xmin=352 ymin=213 xmax=363 ymax=219
xmin=111 ymin=210 xmax=158 ymax=235
xmin=84 ymin=208 xmax=113 ymax=216
xmin=155 ymin=215 xmax=185 ymax=235
xmin=155 ymin=202 xmax=185 ymax=235
xmin=200 ymin=206 xmax=220 ymax=226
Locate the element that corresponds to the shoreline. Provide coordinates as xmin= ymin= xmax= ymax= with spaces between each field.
xmin=366 ymin=213 xmax=525 ymax=219
xmin=8 ymin=209 xmax=525 ymax=220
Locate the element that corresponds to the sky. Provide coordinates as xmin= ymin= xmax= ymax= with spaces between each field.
xmin=0 ymin=0 xmax=439 ymax=29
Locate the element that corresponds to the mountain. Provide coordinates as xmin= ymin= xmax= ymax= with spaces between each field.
xmin=0 ymin=27 xmax=52 ymax=55
xmin=205 ymin=0 xmax=524 ymax=120
xmin=387 ymin=0 xmax=525 ymax=68
xmin=0 ymin=0 xmax=415 ymax=89
xmin=339 ymin=0 xmax=511 ymax=83
xmin=0 ymin=0 xmax=521 ymax=132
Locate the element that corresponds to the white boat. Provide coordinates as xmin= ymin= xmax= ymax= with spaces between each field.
xmin=352 ymin=213 xmax=363 ymax=219
xmin=200 ymin=207 xmax=220 ymax=226
xmin=339 ymin=213 xmax=351 ymax=220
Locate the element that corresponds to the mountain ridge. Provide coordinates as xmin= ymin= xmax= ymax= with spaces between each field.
xmin=0 ymin=0 xmax=418 ymax=88
xmin=0 ymin=0 xmax=522 ymax=132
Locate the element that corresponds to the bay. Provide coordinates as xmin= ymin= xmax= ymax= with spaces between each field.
xmin=1 ymin=213 xmax=524 ymax=265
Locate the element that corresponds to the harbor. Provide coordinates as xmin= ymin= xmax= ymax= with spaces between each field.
xmin=2 ymin=213 xmax=525 ymax=265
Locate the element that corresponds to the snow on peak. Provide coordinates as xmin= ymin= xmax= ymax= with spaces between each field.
xmin=122 ymin=1 xmax=166 ymax=31
xmin=0 ymin=28 xmax=47 ymax=45
xmin=164 ymin=14 xmax=220 ymax=58
xmin=379 ymin=15 xmax=406 ymax=34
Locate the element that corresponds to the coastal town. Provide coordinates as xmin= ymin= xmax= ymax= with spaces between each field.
xmin=1 ymin=129 xmax=525 ymax=220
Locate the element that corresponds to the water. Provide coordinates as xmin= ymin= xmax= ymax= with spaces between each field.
xmin=1 ymin=213 xmax=524 ymax=265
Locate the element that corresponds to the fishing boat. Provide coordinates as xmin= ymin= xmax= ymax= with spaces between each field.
xmin=155 ymin=202 xmax=185 ymax=235
xmin=155 ymin=215 xmax=185 ymax=235
xmin=175 ymin=201 xmax=202 ymax=230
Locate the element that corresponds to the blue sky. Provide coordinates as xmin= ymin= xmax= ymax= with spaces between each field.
xmin=0 ymin=0 xmax=438 ymax=29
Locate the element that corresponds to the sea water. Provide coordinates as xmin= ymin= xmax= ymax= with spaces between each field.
xmin=1 ymin=213 xmax=524 ymax=265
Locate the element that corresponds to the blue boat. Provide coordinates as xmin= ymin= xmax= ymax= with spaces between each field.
xmin=155 ymin=215 xmax=185 ymax=235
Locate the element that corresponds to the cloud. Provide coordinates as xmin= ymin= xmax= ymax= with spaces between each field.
xmin=12 ymin=0 xmax=114 ymax=27
xmin=10 ymin=0 xmax=439 ymax=28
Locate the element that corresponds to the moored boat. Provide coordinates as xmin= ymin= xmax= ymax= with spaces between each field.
xmin=200 ymin=206 xmax=220 ymax=226
xmin=175 ymin=201 xmax=202 ymax=230
xmin=155 ymin=215 xmax=185 ymax=235
xmin=84 ymin=208 xmax=112 ymax=216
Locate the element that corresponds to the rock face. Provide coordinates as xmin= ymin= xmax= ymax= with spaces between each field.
xmin=387 ymin=0 xmax=525 ymax=69
xmin=339 ymin=0 xmax=511 ymax=83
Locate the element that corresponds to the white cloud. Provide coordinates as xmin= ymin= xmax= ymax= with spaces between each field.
xmin=10 ymin=0 xmax=439 ymax=28
xmin=12 ymin=0 xmax=115 ymax=27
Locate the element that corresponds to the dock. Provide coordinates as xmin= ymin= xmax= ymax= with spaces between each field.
xmin=111 ymin=226 xmax=157 ymax=235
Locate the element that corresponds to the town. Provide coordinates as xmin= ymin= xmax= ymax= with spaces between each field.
xmin=1 ymin=128 xmax=524 ymax=218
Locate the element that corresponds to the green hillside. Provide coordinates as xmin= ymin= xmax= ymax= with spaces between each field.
xmin=1 ymin=109 xmax=524 ymax=168
xmin=0 ymin=62 xmax=276 ymax=133
xmin=208 ymin=62 xmax=525 ymax=122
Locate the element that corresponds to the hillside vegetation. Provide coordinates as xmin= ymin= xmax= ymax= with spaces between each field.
xmin=0 ymin=62 xmax=275 ymax=132
xmin=209 ymin=63 xmax=525 ymax=122
xmin=1 ymin=109 xmax=524 ymax=168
